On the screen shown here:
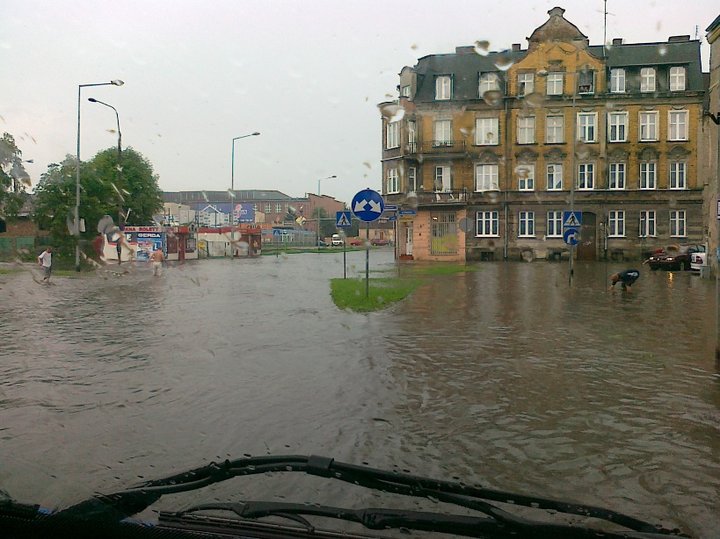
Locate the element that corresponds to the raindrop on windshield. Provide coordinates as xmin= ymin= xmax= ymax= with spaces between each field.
xmin=493 ymin=55 xmax=514 ymax=71
xmin=658 ymin=44 xmax=668 ymax=56
xmin=474 ymin=40 xmax=491 ymax=56
xmin=378 ymin=103 xmax=405 ymax=123
xmin=523 ymin=92 xmax=545 ymax=109
xmin=482 ymin=90 xmax=503 ymax=107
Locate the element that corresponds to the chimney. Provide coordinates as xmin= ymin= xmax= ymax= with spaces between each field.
xmin=512 ymin=43 xmax=521 ymax=51
xmin=455 ymin=45 xmax=475 ymax=55
xmin=668 ymin=35 xmax=690 ymax=42
xmin=612 ymin=38 xmax=623 ymax=45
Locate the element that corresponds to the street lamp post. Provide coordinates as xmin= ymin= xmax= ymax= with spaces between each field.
xmin=75 ymin=79 xmax=124 ymax=271
xmin=88 ymin=98 xmax=122 ymax=226
xmin=230 ymin=132 xmax=260 ymax=256
xmin=316 ymin=175 xmax=337 ymax=248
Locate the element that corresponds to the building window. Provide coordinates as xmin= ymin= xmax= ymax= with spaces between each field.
xmin=408 ymin=166 xmax=417 ymax=192
xmin=577 ymin=112 xmax=596 ymax=142
xmin=610 ymin=68 xmax=625 ymax=93
xmin=639 ymin=111 xmax=658 ymax=141
xmin=518 ymin=211 xmax=535 ymax=237
xmin=517 ymin=116 xmax=535 ymax=144
xmin=431 ymin=212 xmax=457 ymax=255
xmin=386 ymin=121 xmax=399 ymax=149
xmin=577 ymin=70 xmax=595 ymax=94
xmin=518 ymin=72 xmax=534 ymax=95
xmin=577 ymin=163 xmax=594 ymax=190
xmin=640 ymin=67 xmax=656 ymax=92
xmin=400 ymin=85 xmax=411 ymax=97
xmin=386 ymin=168 xmax=399 ymax=194
xmin=669 ymin=66 xmax=686 ymax=91
xmin=609 ymin=162 xmax=626 ymax=190
xmin=547 ymin=164 xmax=563 ymax=190
xmin=669 ymin=161 xmax=686 ymax=189
xmin=545 ymin=115 xmax=564 ymax=143
xmin=275 ymin=203 xmax=282 ymax=213
xmin=669 ymin=110 xmax=688 ymax=141
xmin=476 ymin=211 xmax=499 ymax=237
xmin=434 ymin=119 xmax=452 ymax=146
xmin=639 ymin=210 xmax=657 ymax=237
xmin=608 ymin=112 xmax=628 ymax=142
xmin=547 ymin=210 xmax=563 ymax=237
xmin=475 ymin=117 xmax=499 ymax=145
xmin=407 ymin=120 xmax=417 ymax=153
xmin=434 ymin=166 xmax=452 ymax=192
xmin=479 ymin=72 xmax=501 ymax=96
xmin=264 ymin=203 xmax=271 ymax=213
xmin=546 ymin=72 xmax=563 ymax=95
xmin=670 ymin=210 xmax=686 ymax=237
xmin=475 ymin=164 xmax=499 ymax=191
xmin=608 ymin=210 xmax=625 ymax=237
xmin=435 ymin=75 xmax=452 ymax=100
xmin=640 ymin=162 xmax=657 ymax=189
xmin=517 ymin=164 xmax=535 ymax=191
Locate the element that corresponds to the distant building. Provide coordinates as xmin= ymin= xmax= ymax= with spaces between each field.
xmin=380 ymin=7 xmax=707 ymax=263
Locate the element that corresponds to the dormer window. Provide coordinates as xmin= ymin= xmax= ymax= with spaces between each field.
xmin=669 ymin=66 xmax=686 ymax=91
xmin=478 ymin=73 xmax=501 ymax=96
xmin=518 ymin=72 xmax=534 ymax=95
xmin=577 ymin=70 xmax=594 ymax=94
xmin=640 ymin=67 xmax=656 ymax=92
xmin=435 ymin=75 xmax=452 ymax=100
xmin=609 ymin=68 xmax=625 ymax=93
xmin=400 ymin=85 xmax=411 ymax=97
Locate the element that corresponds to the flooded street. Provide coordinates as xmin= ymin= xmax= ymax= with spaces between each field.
xmin=1 ymin=251 xmax=720 ymax=537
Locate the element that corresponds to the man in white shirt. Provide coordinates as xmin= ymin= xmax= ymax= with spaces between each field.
xmin=37 ymin=247 xmax=52 ymax=283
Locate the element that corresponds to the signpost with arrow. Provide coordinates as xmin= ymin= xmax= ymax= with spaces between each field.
xmin=351 ymin=188 xmax=385 ymax=298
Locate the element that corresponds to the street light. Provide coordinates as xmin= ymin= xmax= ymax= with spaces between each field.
xmin=88 ymin=97 xmax=122 ymax=226
xmin=230 ymin=132 xmax=260 ymax=255
xmin=75 ymin=79 xmax=124 ymax=271
xmin=316 ymin=175 xmax=337 ymax=248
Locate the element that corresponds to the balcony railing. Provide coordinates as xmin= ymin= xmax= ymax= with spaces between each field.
xmin=420 ymin=140 xmax=466 ymax=153
xmin=415 ymin=189 xmax=468 ymax=205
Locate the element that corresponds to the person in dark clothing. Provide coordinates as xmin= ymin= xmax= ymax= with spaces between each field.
xmin=609 ymin=269 xmax=640 ymax=291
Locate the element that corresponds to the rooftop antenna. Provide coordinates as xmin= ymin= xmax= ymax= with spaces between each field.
xmin=603 ymin=0 xmax=608 ymax=57
xmin=694 ymin=25 xmax=699 ymax=40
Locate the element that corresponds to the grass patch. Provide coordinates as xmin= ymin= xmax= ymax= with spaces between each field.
xmin=0 ymin=267 xmax=22 ymax=275
xmin=331 ymin=277 xmax=422 ymax=312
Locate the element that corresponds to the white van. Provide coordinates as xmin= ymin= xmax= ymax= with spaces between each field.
xmin=331 ymin=233 xmax=344 ymax=246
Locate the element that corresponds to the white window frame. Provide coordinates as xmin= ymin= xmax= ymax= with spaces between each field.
xmin=577 ymin=163 xmax=595 ymax=190
xmin=475 ymin=117 xmax=499 ymax=146
xmin=386 ymin=121 xmax=399 ymax=149
xmin=577 ymin=112 xmax=596 ymax=143
xmin=275 ymin=203 xmax=282 ymax=213
xmin=669 ymin=66 xmax=686 ymax=91
xmin=669 ymin=161 xmax=687 ymax=189
xmin=639 ymin=111 xmax=658 ymax=141
xmin=668 ymin=110 xmax=688 ymax=141
xmin=518 ymin=72 xmax=534 ymax=96
xmin=434 ymin=119 xmax=452 ymax=146
xmin=608 ymin=112 xmax=628 ymax=142
xmin=517 ymin=116 xmax=535 ymax=144
xmin=608 ymin=210 xmax=625 ymax=237
xmin=545 ymin=115 xmax=564 ymax=143
xmin=517 ymin=164 xmax=535 ymax=191
xmin=546 ymin=72 xmax=563 ymax=95
xmin=608 ymin=162 xmax=626 ymax=190
xmin=407 ymin=120 xmax=417 ymax=152
xmin=639 ymin=210 xmax=657 ymax=238
xmin=386 ymin=168 xmax=399 ymax=194
xmin=640 ymin=67 xmax=656 ymax=92
xmin=434 ymin=166 xmax=452 ymax=192
xmin=546 ymin=210 xmax=563 ymax=238
xmin=435 ymin=75 xmax=452 ymax=100
xmin=546 ymin=164 xmax=563 ymax=191
xmin=475 ymin=164 xmax=499 ymax=192
xmin=669 ymin=210 xmax=686 ymax=238
xmin=476 ymin=211 xmax=499 ymax=237
xmin=610 ymin=68 xmax=625 ymax=93
xmin=407 ymin=166 xmax=417 ymax=192
xmin=400 ymin=85 xmax=411 ymax=97
xmin=518 ymin=211 xmax=535 ymax=237
xmin=264 ymin=203 xmax=271 ymax=213
xmin=640 ymin=162 xmax=657 ymax=190
xmin=479 ymin=72 xmax=500 ymax=96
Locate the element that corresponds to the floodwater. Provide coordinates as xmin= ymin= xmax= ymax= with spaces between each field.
xmin=1 ymin=251 xmax=719 ymax=537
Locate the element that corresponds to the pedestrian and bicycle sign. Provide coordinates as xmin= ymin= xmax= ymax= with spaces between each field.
xmin=336 ymin=211 xmax=352 ymax=228
xmin=351 ymin=188 xmax=385 ymax=222
xmin=562 ymin=210 xmax=582 ymax=246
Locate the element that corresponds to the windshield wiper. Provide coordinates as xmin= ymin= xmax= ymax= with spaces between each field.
xmin=54 ymin=454 xmax=688 ymax=538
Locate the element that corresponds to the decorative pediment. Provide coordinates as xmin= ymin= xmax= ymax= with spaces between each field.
xmin=477 ymin=150 xmax=500 ymax=164
xmin=543 ymin=147 xmax=567 ymax=160
xmin=515 ymin=148 xmax=538 ymax=162
xmin=607 ymin=147 xmax=629 ymax=160
xmin=667 ymin=145 xmax=691 ymax=158
xmin=638 ymin=146 xmax=659 ymax=160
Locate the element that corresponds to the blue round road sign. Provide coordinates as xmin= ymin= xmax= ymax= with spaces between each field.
xmin=351 ymin=188 xmax=385 ymax=222
xmin=563 ymin=228 xmax=579 ymax=246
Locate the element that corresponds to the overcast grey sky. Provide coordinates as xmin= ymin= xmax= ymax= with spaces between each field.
xmin=2 ymin=0 xmax=718 ymax=205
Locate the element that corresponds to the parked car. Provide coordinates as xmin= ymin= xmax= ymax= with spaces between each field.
xmin=316 ymin=239 xmax=329 ymax=247
xmin=645 ymin=244 xmax=706 ymax=271
xmin=370 ymin=238 xmax=390 ymax=246
xmin=349 ymin=238 xmax=363 ymax=246
xmin=331 ymin=234 xmax=344 ymax=246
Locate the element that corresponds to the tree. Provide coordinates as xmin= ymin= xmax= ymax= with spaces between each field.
xmin=33 ymin=147 xmax=163 ymax=249
xmin=0 ymin=133 xmax=31 ymax=219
